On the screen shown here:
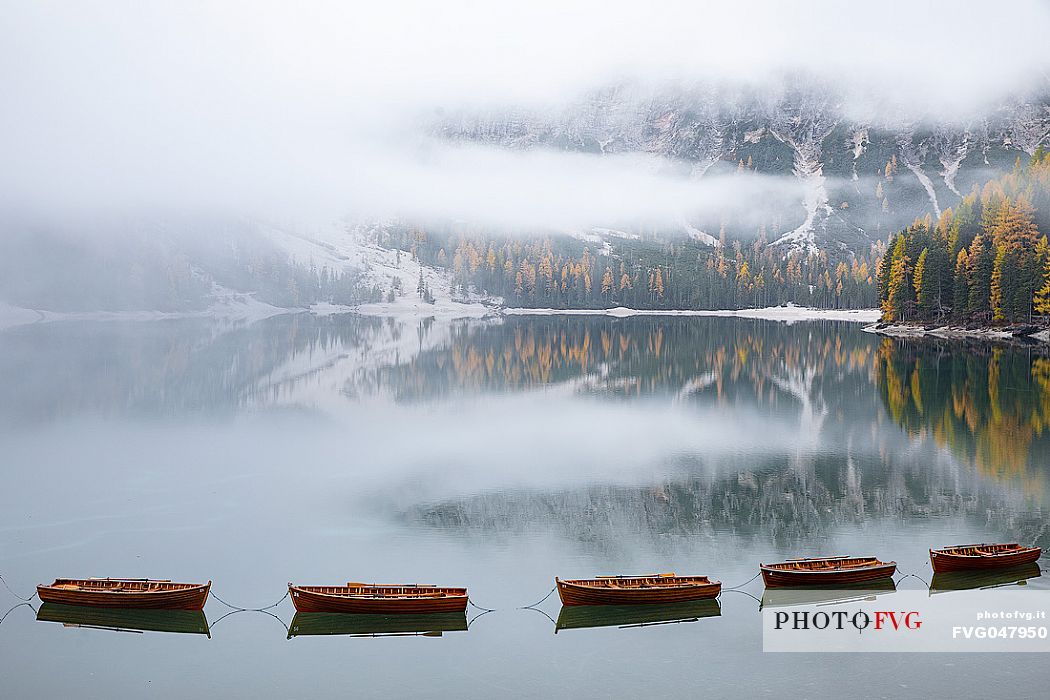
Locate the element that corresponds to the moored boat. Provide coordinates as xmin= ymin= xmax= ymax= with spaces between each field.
xmin=36 ymin=578 xmax=211 ymax=610
xmin=929 ymin=543 xmax=1042 ymax=573
xmin=288 ymin=611 xmax=468 ymax=638
xmin=555 ymin=573 xmax=721 ymax=606
xmin=760 ymin=556 xmax=896 ymax=588
xmin=555 ymin=599 xmax=720 ymax=632
xmin=37 ymin=603 xmax=210 ymax=636
xmin=288 ymin=583 xmax=468 ymax=614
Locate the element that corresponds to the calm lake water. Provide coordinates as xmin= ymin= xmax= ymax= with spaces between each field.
xmin=1 ymin=313 xmax=1048 ymax=698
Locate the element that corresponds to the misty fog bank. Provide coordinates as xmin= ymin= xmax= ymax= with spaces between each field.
xmin=2 ymin=2 xmax=1049 ymax=312
xmin=3 ymin=0 xmax=1048 ymax=217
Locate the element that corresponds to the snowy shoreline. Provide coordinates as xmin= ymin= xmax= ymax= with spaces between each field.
xmin=863 ymin=322 xmax=1050 ymax=344
xmin=3 ymin=299 xmax=881 ymax=330
xmin=499 ymin=304 xmax=880 ymax=323
xmin=340 ymin=300 xmax=879 ymax=323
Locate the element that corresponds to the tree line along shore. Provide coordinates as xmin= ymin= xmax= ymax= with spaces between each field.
xmin=874 ymin=149 xmax=1050 ymax=334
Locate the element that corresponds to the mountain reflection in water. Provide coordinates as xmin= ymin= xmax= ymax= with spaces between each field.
xmin=3 ymin=314 xmax=1047 ymax=550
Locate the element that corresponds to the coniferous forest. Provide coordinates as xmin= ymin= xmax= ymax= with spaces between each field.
xmin=876 ymin=150 xmax=1050 ymax=324
xmin=377 ymin=226 xmax=881 ymax=311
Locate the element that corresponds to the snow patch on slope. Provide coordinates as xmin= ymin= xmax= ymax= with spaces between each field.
xmin=935 ymin=129 xmax=969 ymax=198
xmin=260 ymin=222 xmax=500 ymax=320
xmin=897 ymin=132 xmax=942 ymax=218
xmin=767 ymin=100 xmax=839 ymax=253
xmin=352 ymin=240 xmax=495 ymax=319
xmin=1006 ymin=102 xmax=1050 ymax=155
xmin=679 ymin=219 xmax=720 ymax=246
xmin=849 ymin=127 xmax=869 ymax=181
xmin=850 ymin=127 xmax=869 ymax=160
xmin=590 ymin=227 xmax=641 ymax=241
xmin=771 ymin=168 xmax=830 ymax=253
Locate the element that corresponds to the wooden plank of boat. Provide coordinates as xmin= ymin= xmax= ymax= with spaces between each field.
xmin=36 ymin=578 xmax=211 ymax=610
xmin=929 ymin=543 xmax=1042 ymax=573
xmin=555 ymin=599 xmax=721 ymax=632
xmin=930 ymin=563 xmax=1041 ymax=593
xmin=760 ymin=557 xmax=896 ymax=588
xmin=555 ymin=574 xmax=721 ymax=606
xmin=287 ymin=611 xmax=468 ymax=638
xmin=36 ymin=603 xmax=211 ymax=636
xmin=288 ymin=583 xmax=469 ymax=614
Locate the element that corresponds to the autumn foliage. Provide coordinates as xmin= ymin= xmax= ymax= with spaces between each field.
xmin=877 ymin=149 xmax=1050 ymax=324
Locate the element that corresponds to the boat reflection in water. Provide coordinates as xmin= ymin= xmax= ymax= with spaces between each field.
xmin=554 ymin=599 xmax=721 ymax=633
xmin=760 ymin=578 xmax=897 ymax=610
xmin=930 ymin=564 xmax=1041 ymax=594
xmin=287 ymin=612 xmax=468 ymax=639
xmin=36 ymin=603 xmax=211 ymax=637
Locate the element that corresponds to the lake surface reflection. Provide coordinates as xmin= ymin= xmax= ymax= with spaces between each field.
xmin=1 ymin=313 xmax=1048 ymax=698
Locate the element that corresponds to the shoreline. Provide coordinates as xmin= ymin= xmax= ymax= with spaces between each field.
xmin=498 ymin=305 xmax=879 ymax=323
xmin=333 ymin=301 xmax=879 ymax=323
xmin=863 ymin=322 xmax=1050 ymax=344
xmin=0 ymin=297 xmax=290 ymax=331
xmin=2 ymin=300 xmax=882 ymax=329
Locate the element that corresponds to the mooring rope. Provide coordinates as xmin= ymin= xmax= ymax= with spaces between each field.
xmin=467 ymin=597 xmax=496 ymax=613
xmin=0 ymin=574 xmax=35 ymax=603
xmin=519 ymin=586 xmax=557 ymax=610
xmin=719 ymin=588 xmax=762 ymax=604
xmin=209 ymin=590 xmax=289 ymax=612
xmin=894 ymin=571 xmax=930 ymax=587
xmin=721 ymin=572 xmax=761 ymax=592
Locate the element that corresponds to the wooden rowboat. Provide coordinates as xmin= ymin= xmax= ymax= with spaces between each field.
xmin=555 ymin=599 xmax=720 ymax=632
xmin=760 ymin=556 xmax=896 ymax=588
xmin=555 ymin=573 xmax=721 ymax=606
xmin=36 ymin=578 xmax=211 ymax=610
xmin=929 ymin=543 xmax=1042 ymax=573
xmin=288 ymin=583 xmax=468 ymax=614
xmin=37 ymin=603 xmax=211 ymax=636
xmin=288 ymin=611 xmax=467 ymax=638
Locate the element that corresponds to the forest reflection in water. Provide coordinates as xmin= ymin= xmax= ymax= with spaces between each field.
xmin=3 ymin=312 xmax=1046 ymax=551
xmin=875 ymin=336 xmax=1050 ymax=488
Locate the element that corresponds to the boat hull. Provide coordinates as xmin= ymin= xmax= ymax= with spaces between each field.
xmin=930 ymin=545 xmax=1042 ymax=573
xmin=556 ymin=577 xmax=721 ymax=606
xmin=289 ymin=585 xmax=468 ymax=614
xmin=760 ymin=562 xmax=896 ymax=588
xmin=36 ymin=580 xmax=211 ymax=610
